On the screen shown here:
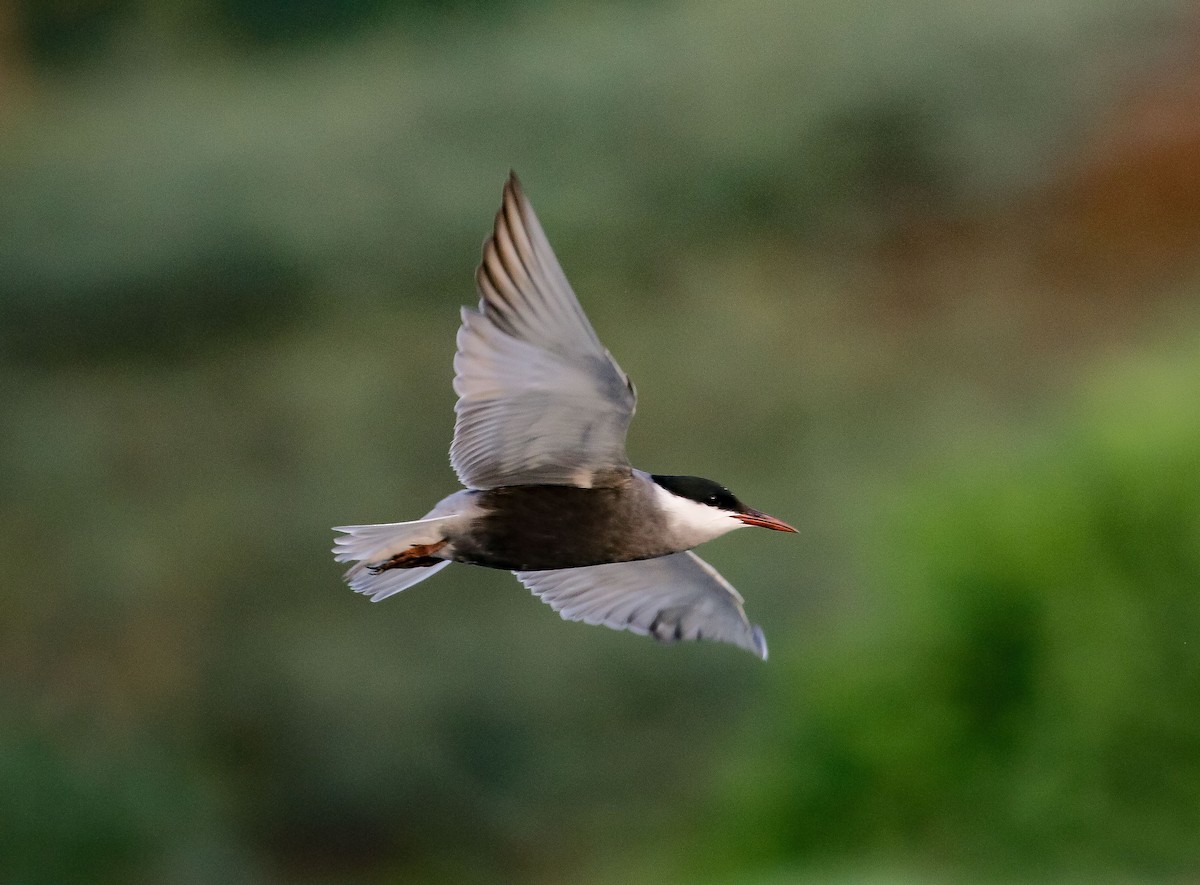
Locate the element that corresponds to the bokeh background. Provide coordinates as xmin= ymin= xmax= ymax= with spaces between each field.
xmin=3 ymin=1 xmax=1200 ymax=882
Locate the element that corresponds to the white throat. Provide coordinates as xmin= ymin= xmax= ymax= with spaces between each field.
xmin=651 ymin=483 xmax=744 ymax=549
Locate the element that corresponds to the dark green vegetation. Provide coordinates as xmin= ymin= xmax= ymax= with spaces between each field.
xmin=710 ymin=351 xmax=1200 ymax=881
xmin=2 ymin=1 xmax=1199 ymax=882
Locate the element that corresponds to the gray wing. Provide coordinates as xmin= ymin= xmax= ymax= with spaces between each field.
xmin=515 ymin=551 xmax=768 ymax=660
xmin=450 ymin=172 xmax=637 ymax=490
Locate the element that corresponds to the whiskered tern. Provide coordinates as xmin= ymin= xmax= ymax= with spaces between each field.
xmin=333 ymin=173 xmax=794 ymax=659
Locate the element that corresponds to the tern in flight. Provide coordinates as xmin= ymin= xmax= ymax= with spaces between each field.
xmin=334 ymin=173 xmax=795 ymax=658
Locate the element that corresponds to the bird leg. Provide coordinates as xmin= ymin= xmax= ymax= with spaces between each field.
xmin=368 ymin=540 xmax=448 ymax=574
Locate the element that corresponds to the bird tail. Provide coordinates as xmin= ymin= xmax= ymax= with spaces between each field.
xmin=332 ymin=516 xmax=456 ymax=602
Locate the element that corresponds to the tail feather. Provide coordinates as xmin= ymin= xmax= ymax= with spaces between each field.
xmin=344 ymin=559 xmax=451 ymax=602
xmin=332 ymin=516 xmax=456 ymax=563
xmin=332 ymin=516 xmax=456 ymax=601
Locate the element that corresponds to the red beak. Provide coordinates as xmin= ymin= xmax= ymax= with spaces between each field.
xmin=736 ymin=508 xmax=797 ymax=533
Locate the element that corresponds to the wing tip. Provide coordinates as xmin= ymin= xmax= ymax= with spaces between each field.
xmin=500 ymin=170 xmax=526 ymax=227
xmin=498 ymin=170 xmax=539 ymax=256
xmin=750 ymin=624 xmax=769 ymax=661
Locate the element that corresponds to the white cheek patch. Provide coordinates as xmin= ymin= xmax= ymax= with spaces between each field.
xmin=652 ymin=484 xmax=744 ymax=546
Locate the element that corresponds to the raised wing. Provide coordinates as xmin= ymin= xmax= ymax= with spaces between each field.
xmin=515 ymin=551 xmax=768 ymax=660
xmin=450 ymin=172 xmax=637 ymax=490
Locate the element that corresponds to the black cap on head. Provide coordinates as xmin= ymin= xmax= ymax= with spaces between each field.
xmin=651 ymin=474 xmax=744 ymax=512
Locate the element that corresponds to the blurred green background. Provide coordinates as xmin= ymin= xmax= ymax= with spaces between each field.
xmin=3 ymin=1 xmax=1200 ymax=882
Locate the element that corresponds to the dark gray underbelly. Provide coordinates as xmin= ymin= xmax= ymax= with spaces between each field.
xmin=453 ymin=484 xmax=671 ymax=571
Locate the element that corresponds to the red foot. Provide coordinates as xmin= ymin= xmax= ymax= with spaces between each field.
xmin=368 ymin=540 xmax=448 ymax=574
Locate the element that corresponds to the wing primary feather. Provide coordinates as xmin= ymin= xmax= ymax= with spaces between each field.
xmin=481 ymin=240 xmax=520 ymax=310
xmin=473 ymin=265 xmax=521 ymax=339
xmin=492 ymin=214 xmax=539 ymax=308
xmin=488 ymin=177 xmax=563 ymax=338
xmin=501 ymin=175 xmax=544 ymax=294
xmin=514 ymin=552 xmax=767 ymax=659
xmin=501 ymin=173 xmax=595 ymax=345
xmin=449 ymin=172 xmax=637 ymax=489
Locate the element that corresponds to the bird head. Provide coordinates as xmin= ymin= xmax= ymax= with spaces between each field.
xmin=650 ymin=474 xmax=796 ymax=542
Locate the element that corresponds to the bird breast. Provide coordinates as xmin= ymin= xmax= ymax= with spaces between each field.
xmin=452 ymin=480 xmax=675 ymax=571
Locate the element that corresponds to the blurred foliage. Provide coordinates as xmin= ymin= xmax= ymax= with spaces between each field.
xmin=704 ymin=338 xmax=1200 ymax=881
xmin=2 ymin=0 xmax=1185 ymax=364
xmin=15 ymin=0 xmax=490 ymax=62
xmin=16 ymin=0 xmax=134 ymax=66
xmin=2 ymin=1 xmax=1199 ymax=883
